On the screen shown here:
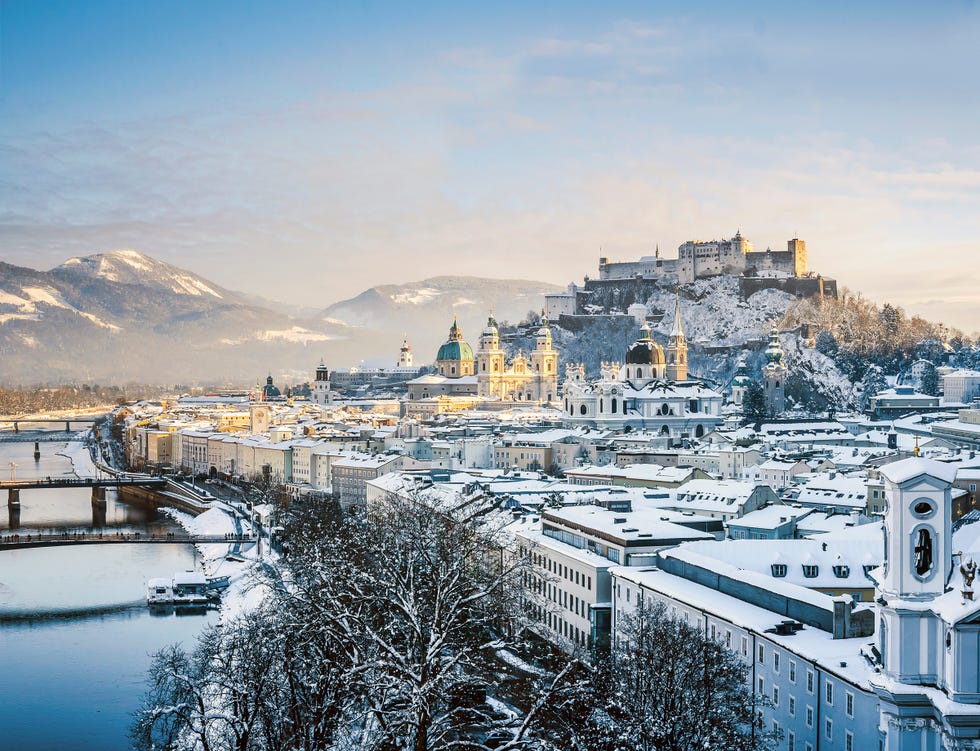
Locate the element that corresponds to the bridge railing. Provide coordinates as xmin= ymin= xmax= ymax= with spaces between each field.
xmin=0 ymin=530 xmax=257 ymax=546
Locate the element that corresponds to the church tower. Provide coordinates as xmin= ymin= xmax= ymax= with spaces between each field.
xmin=874 ymin=458 xmax=964 ymax=751
xmin=476 ymin=312 xmax=506 ymax=398
xmin=730 ymin=358 xmax=750 ymax=405
xmin=398 ymin=337 xmax=413 ymax=368
xmin=530 ymin=313 xmax=559 ymax=402
xmin=665 ymin=294 xmax=688 ymax=382
xmin=762 ymin=327 xmax=787 ymax=415
xmin=312 ymin=360 xmax=331 ymax=405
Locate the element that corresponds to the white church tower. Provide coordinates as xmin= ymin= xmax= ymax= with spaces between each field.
xmin=873 ymin=456 xmax=980 ymax=751
xmin=665 ymin=293 xmax=688 ymax=382
xmin=311 ymin=360 xmax=331 ymax=405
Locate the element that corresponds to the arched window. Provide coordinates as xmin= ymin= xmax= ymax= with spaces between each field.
xmin=695 ymin=424 xmax=705 ymax=438
xmin=660 ymin=425 xmax=670 ymax=436
xmin=914 ymin=527 xmax=934 ymax=577
xmin=623 ymin=400 xmax=627 ymax=414
xmin=580 ymin=404 xmax=587 ymax=416
xmin=600 ymin=399 xmax=604 ymax=413
xmin=611 ymin=398 xmax=617 ymax=413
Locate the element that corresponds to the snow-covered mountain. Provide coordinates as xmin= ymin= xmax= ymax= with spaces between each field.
xmin=0 ymin=255 xmax=559 ymax=385
xmin=56 ymin=250 xmax=229 ymax=298
xmin=321 ymin=276 xmax=562 ymax=364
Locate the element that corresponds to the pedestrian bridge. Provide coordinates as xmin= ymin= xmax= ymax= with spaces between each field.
xmin=4 ymin=476 xmax=168 ymax=506
xmin=0 ymin=530 xmax=256 ymax=551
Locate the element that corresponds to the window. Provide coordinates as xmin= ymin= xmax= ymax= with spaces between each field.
xmin=914 ymin=527 xmax=934 ymax=577
xmin=825 ymin=719 xmax=833 ymax=741
xmin=758 ymin=677 xmax=764 ymax=694
xmin=758 ymin=644 xmax=765 ymax=664
xmin=789 ymin=695 xmax=795 ymax=716
xmin=806 ymin=706 xmax=813 ymax=728
xmin=774 ymin=652 xmax=780 ymax=672
xmin=773 ymin=721 xmax=779 ymax=739
xmin=741 ymin=637 xmax=748 ymax=657
xmin=789 ymin=660 xmax=796 ymax=683
xmin=826 ymin=680 xmax=833 ymax=705
xmin=788 ymin=732 xmax=795 ymax=751
xmin=726 ymin=630 xmax=732 ymax=648
xmin=802 ymin=564 xmax=819 ymax=578
xmin=846 ymin=691 xmax=854 ymax=717
xmin=773 ymin=686 xmax=779 ymax=706
xmin=806 ymin=670 xmax=814 ymax=693
xmin=833 ymin=565 xmax=850 ymax=578
xmin=772 ymin=563 xmax=788 ymax=577
xmin=846 ymin=731 xmax=853 ymax=751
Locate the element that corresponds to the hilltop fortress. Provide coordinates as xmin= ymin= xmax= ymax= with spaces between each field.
xmin=546 ymin=232 xmax=836 ymax=322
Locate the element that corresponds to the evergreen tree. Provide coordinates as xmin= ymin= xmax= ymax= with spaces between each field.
xmin=742 ymin=381 xmax=767 ymax=424
xmin=919 ymin=361 xmax=940 ymax=397
xmin=860 ymin=364 xmax=888 ymax=412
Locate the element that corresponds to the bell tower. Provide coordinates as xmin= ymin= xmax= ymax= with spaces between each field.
xmin=877 ymin=458 xmax=956 ymax=683
xmin=530 ymin=312 xmax=559 ymax=402
xmin=665 ymin=293 xmax=688 ymax=382
xmin=762 ymin=327 xmax=787 ymax=416
xmin=476 ymin=312 xmax=506 ymax=398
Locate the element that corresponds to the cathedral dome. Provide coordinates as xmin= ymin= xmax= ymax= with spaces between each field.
xmin=436 ymin=339 xmax=475 ymax=362
xmin=625 ymin=323 xmax=665 ymax=365
xmin=436 ymin=316 xmax=474 ymax=362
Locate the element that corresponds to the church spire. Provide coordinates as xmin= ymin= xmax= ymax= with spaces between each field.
xmin=666 ymin=292 xmax=688 ymax=381
xmin=669 ymin=291 xmax=684 ymax=338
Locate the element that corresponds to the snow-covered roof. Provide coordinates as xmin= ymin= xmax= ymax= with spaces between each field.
xmin=542 ymin=505 xmax=714 ymax=545
xmin=879 ymin=457 xmax=958 ymax=485
xmin=727 ymin=504 xmax=813 ymax=530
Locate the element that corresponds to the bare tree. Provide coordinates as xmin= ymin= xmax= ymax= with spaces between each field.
xmin=571 ymin=601 xmax=777 ymax=751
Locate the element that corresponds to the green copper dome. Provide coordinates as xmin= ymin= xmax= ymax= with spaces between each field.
xmin=437 ymin=339 xmax=475 ymax=362
xmin=436 ymin=316 xmax=474 ymax=362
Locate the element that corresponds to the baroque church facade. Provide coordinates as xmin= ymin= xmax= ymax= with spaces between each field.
xmin=406 ymin=313 xmax=559 ymax=404
xmin=561 ymin=297 xmax=723 ymax=436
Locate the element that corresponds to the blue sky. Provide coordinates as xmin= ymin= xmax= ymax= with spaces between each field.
xmin=2 ymin=1 xmax=979 ymax=332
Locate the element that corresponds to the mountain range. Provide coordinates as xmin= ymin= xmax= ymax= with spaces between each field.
xmin=0 ymin=251 xmax=560 ymax=385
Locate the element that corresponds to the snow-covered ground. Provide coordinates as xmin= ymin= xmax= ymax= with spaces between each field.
xmin=164 ymin=506 xmax=275 ymax=618
xmin=57 ymin=439 xmax=99 ymax=477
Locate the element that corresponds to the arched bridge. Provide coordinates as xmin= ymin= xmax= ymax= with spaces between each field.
xmin=0 ymin=530 xmax=257 ymax=551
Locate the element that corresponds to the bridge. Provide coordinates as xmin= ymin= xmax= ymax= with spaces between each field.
xmin=0 ymin=416 xmax=103 ymax=434
xmin=4 ymin=476 xmax=168 ymax=510
xmin=0 ymin=530 xmax=257 ymax=551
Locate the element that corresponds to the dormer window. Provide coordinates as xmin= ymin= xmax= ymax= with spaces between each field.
xmin=832 ymin=565 xmax=850 ymax=579
xmin=802 ymin=565 xmax=819 ymax=578
xmin=771 ymin=564 xmax=788 ymax=577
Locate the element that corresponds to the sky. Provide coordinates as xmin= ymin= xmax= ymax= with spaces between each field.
xmin=2 ymin=0 xmax=979 ymax=333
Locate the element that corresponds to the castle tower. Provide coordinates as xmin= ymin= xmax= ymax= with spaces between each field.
xmin=312 ymin=359 xmax=331 ymax=405
xmin=476 ymin=312 xmax=506 ymax=398
xmin=665 ymin=293 xmax=688 ymax=382
xmin=529 ymin=312 xmax=559 ymax=402
xmin=398 ymin=337 xmax=413 ymax=368
xmin=762 ymin=327 xmax=787 ymax=416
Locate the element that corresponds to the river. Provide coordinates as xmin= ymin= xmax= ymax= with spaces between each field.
xmin=0 ymin=433 xmax=216 ymax=750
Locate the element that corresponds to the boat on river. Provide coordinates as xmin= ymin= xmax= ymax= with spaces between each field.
xmin=147 ymin=571 xmax=211 ymax=605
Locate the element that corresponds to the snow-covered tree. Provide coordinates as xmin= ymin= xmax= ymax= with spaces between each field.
xmin=741 ymin=381 xmax=767 ymax=424
xmin=859 ymin=364 xmax=888 ymax=412
xmin=919 ymin=361 xmax=940 ymax=397
xmin=571 ymin=601 xmax=777 ymax=751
